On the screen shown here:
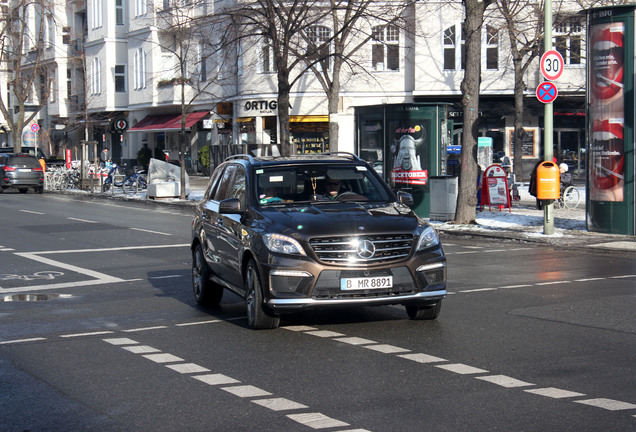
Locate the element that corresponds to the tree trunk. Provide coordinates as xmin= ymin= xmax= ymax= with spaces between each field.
xmin=277 ymin=70 xmax=293 ymax=156
xmin=454 ymin=0 xmax=490 ymax=224
xmin=512 ymin=57 xmax=525 ymax=182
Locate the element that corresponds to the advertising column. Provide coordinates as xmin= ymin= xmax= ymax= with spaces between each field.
xmin=587 ymin=6 xmax=635 ymax=235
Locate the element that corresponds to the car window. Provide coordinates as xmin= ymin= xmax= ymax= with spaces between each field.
xmin=212 ymin=164 xmax=237 ymax=201
xmin=8 ymin=156 xmax=39 ymax=168
xmin=229 ymin=166 xmax=246 ymax=208
xmin=255 ymin=163 xmax=391 ymax=204
xmin=204 ymin=165 xmax=225 ymax=201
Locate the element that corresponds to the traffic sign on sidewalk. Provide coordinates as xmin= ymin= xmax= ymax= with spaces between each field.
xmin=536 ymin=81 xmax=558 ymax=104
xmin=540 ymin=50 xmax=564 ymax=81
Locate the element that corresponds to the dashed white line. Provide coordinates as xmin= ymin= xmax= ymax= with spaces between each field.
xmin=166 ymin=363 xmax=211 ymax=374
xmin=20 ymin=209 xmax=45 ymax=215
xmin=286 ymin=412 xmax=350 ymax=429
xmin=435 ymin=363 xmax=489 ymax=375
xmin=476 ymin=375 xmax=534 ymax=388
xmin=364 ymin=344 xmax=410 ymax=354
xmin=123 ymin=326 xmax=168 ymax=332
xmin=60 ymin=331 xmax=114 ymax=338
xmin=252 ymin=398 xmax=308 ymax=411
xmin=104 ymin=337 xmax=138 ymax=345
xmin=122 ymin=345 xmax=161 ymax=354
xmin=0 ymin=337 xmax=46 ymax=345
xmin=142 ymin=353 xmax=184 ymax=363
xmin=221 ymin=385 xmax=272 ymax=398
xmin=398 ymin=353 xmax=447 ymax=364
xmin=130 ymin=227 xmax=172 ymax=236
xmin=192 ymin=374 xmax=240 ymax=386
xmin=175 ymin=320 xmax=221 ymax=326
xmin=305 ymin=330 xmax=345 ymax=338
xmin=574 ymin=398 xmax=636 ymax=411
xmin=67 ymin=217 xmax=98 ymax=223
xmin=524 ymin=387 xmax=585 ymax=399
xmin=334 ymin=337 xmax=376 ymax=345
xmin=535 ymin=281 xmax=572 ymax=286
xmin=460 ymin=288 xmax=497 ymax=293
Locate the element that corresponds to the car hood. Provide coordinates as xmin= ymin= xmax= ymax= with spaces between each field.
xmin=257 ymin=202 xmax=423 ymax=238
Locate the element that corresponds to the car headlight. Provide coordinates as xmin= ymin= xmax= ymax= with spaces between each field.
xmin=263 ymin=233 xmax=307 ymax=256
xmin=416 ymin=226 xmax=440 ymax=251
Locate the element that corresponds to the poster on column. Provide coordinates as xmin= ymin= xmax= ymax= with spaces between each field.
xmin=589 ymin=21 xmax=625 ymax=202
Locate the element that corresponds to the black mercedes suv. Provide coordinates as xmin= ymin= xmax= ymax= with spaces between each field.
xmin=191 ymin=153 xmax=446 ymax=329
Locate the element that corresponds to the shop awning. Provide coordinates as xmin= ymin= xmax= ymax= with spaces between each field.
xmin=128 ymin=111 xmax=209 ymax=132
xmin=290 ymin=115 xmax=329 ymax=123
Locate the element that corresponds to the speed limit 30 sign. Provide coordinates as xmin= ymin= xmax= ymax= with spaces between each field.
xmin=540 ymin=50 xmax=564 ymax=81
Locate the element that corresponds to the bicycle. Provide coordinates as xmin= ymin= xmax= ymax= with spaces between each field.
xmin=556 ymin=185 xmax=581 ymax=209
xmin=122 ymin=166 xmax=148 ymax=195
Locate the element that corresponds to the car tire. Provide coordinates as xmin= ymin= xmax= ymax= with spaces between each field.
xmin=245 ymin=259 xmax=280 ymax=330
xmin=405 ymin=300 xmax=442 ymax=320
xmin=34 ymin=186 xmax=43 ymax=194
xmin=192 ymin=244 xmax=223 ymax=306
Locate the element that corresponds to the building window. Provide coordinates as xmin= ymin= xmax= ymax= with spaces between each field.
xmin=372 ymin=25 xmax=399 ymax=71
xmin=134 ymin=48 xmax=146 ymax=89
xmin=114 ymin=65 xmax=126 ymax=92
xmin=116 ymin=0 xmax=125 ymax=25
xmin=555 ymin=15 xmax=583 ymax=66
xmin=307 ymin=25 xmax=331 ymax=71
xmin=199 ymin=43 xmax=207 ymax=81
xmin=67 ymin=69 xmax=72 ymax=98
xmin=45 ymin=15 xmax=54 ymax=48
xmin=135 ymin=0 xmax=147 ymax=17
xmin=443 ymin=25 xmax=456 ymax=70
xmin=485 ymin=25 xmax=498 ymax=70
xmin=92 ymin=0 xmax=103 ymax=29
xmin=91 ymin=57 xmax=102 ymax=95
xmin=261 ymin=42 xmax=275 ymax=73
xmin=161 ymin=53 xmax=174 ymax=81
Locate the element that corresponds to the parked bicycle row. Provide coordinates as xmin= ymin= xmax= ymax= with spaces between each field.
xmin=44 ymin=162 xmax=148 ymax=195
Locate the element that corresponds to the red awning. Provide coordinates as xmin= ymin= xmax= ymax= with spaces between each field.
xmin=128 ymin=111 xmax=209 ymax=132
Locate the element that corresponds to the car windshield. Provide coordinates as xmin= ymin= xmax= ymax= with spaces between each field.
xmin=255 ymin=164 xmax=392 ymax=205
xmin=8 ymin=156 xmax=39 ymax=168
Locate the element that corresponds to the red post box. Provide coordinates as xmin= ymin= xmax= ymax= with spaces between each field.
xmin=536 ymin=161 xmax=560 ymax=200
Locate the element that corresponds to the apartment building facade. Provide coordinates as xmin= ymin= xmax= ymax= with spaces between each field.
xmin=5 ymin=0 xmax=588 ymax=179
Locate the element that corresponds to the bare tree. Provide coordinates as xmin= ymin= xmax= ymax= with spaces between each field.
xmin=299 ymin=1 xmax=409 ymax=151
xmin=454 ymin=0 xmax=494 ymax=224
xmin=496 ymin=0 xmax=543 ymax=182
xmin=0 ymin=0 xmax=53 ymax=152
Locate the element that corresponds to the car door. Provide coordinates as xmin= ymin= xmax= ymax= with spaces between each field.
xmin=213 ymin=165 xmax=247 ymax=290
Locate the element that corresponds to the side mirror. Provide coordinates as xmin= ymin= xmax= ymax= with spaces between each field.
xmin=397 ymin=191 xmax=414 ymax=207
xmin=219 ymin=197 xmax=243 ymax=214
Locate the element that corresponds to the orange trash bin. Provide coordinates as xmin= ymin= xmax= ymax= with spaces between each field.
xmin=536 ymin=161 xmax=560 ymax=200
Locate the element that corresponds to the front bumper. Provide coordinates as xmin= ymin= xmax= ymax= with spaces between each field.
xmin=264 ymin=253 xmax=446 ymax=311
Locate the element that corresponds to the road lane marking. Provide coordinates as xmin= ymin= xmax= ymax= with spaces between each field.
xmin=435 ymin=363 xmax=489 ymax=375
xmin=476 ymin=375 xmax=534 ymax=388
xmin=142 ymin=353 xmax=184 ymax=363
xmin=286 ymin=412 xmax=350 ymax=429
xmin=130 ymin=227 xmax=172 ymax=236
xmin=67 ymin=217 xmax=98 ymax=223
xmin=364 ymin=344 xmax=410 ymax=354
xmin=0 ymin=337 xmax=46 ymax=345
xmin=122 ymin=345 xmax=161 ymax=354
xmin=524 ymin=387 xmax=585 ymax=398
xmin=221 ymin=385 xmax=272 ymax=398
xmin=398 ymin=353 xmax=447 ymax=364
xmin=574 ymin=398 xmax=636 ymax=411
xmin=193 ymin=374 xmax=240 ymax=386
xmin=20 ymin=210 xmax=45 ymax=215
xmin=252 ymin=398 xmax=308 ymax=411
xmin=166 ymin=363 xmax=211 ymax=374
xmin=305 ymin=330 xmax=345 ymax=338
xmin=123 ymin=326 xmax=168 ymax=332
xmin=175 ymin=320 xmax=221 ymax=326
xmin=60 ymin=331 xmax=114 ymax=338
xmin=333 ymin=337 xmax=376 ymax=346
xmin=103 ymin=336 xmax=364 ymax=430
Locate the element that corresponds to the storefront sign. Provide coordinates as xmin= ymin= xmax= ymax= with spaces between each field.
xmin=239 ymin=100 xmax=278 ymax=116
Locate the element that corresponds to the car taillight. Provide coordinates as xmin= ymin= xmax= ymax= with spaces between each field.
xmin=33 ymin=167 xmax=43 ymax=172
xmin=4 ymin=166 xmax=16 ymax=172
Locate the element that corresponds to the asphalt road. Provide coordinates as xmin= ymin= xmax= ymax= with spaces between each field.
xmin=1 ymin=192 xmax=635 ymax=431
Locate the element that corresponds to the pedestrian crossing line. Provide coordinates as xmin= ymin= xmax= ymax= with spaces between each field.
xmin=283 ymin=326 xmax=636 ymax=419
xmin=102 ymin=337 xmax=365 ymax=431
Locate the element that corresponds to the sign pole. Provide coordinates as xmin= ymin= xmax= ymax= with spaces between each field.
xmin=543 ymin=0 xmax=555 ymax=235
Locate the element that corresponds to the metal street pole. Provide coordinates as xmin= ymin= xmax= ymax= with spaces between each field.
xmin=544 ymin=0 xmax=555 ymax=235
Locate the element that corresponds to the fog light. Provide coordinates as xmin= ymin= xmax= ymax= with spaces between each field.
xmin=416 ymin=262 xmax=446 ymax=288
xmin=270 ymin=270 xmax=313 ymax=294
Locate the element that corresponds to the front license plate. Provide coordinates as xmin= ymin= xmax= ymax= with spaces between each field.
xmin=340 ymin=276 xmax=393 ymax=290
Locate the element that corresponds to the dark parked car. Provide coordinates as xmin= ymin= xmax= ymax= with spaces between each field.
xmin=0 ymin=153 xmax=44 ymax=193
xmin=191 ymin=152 xmax=446 ymax=329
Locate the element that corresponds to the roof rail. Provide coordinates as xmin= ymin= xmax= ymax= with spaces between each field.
xmin=320 ymin=152 xmax=363 ymax=162
xmin=224 ymin=154 xmax=254 ymax=163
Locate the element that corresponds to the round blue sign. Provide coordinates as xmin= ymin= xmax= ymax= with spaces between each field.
xmin=536 ymin=82 xmax=558 ymax=104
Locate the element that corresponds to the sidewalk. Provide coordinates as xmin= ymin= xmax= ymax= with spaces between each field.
xmin=58 ymin=175 xmax=636 ymax=253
